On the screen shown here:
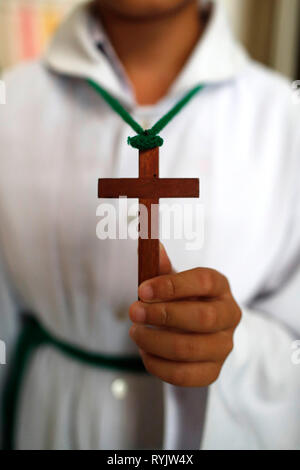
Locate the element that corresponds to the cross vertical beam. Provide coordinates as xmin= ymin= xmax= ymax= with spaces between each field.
xmin=139 ymin=147 xmax=159 ymax=286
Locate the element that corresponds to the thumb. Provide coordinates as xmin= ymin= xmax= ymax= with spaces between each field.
xmin=159 ymin=242 xmax=174 ymax=275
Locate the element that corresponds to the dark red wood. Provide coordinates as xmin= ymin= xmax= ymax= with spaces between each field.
xmin=99 ymin=178 xmax=199 ymax=199
xmin=98 ymin=146 xmax=200 ymax=294
xmin=139 ymin=147 xmax=159 ymax=179
xmin=138 ymin=149 xmax=159 ymax=286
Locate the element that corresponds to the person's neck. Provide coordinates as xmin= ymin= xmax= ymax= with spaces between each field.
xmin=93 ymin=2 xmax=203 ymax=105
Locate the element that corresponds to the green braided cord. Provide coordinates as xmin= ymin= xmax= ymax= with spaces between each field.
xmin=87 ymin=78 xmax=205 ymax=150
xmin=150 ymin=84 xmax=205 ymax=135
xmin=87 ymin=78 xmax=144 ymax=135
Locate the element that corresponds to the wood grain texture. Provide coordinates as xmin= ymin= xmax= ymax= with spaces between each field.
xmin=139 ymin=198 xmax=159 ymax=286
xmin=99 ymin=178 xmax=199 ymax=199
xmin=138 ymin=149 xmax=159 ymax=287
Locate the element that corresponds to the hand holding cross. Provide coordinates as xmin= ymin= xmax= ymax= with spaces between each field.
xmin=91 ymin=80 xmax=241 ymax=388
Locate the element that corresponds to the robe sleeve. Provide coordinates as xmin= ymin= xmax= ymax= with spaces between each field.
xmin=202 ymin=307 xmax=300 ymax=449
xmin=202 ymin=102 xmax=300 ymax=450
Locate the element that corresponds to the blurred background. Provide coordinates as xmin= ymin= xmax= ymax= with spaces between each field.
xmin=0 ymin=0 xmax=299 ymax=79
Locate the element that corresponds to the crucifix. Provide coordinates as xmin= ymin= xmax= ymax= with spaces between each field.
xmin=98 ymin=146 xmax=199 ymax=288
xmin=88 ymin=79 xmax=204 ymax=290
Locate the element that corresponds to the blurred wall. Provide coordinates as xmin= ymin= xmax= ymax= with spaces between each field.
xmin=0 ymin=0 xmax=83 ymax=70
xmin=0 ymin=0 xmax=300 ymax=78
xmin=223 ymin=0 xmax=300 ymax=79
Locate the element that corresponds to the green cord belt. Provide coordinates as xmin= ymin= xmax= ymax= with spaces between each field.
xmin=2 ymin=315 xmax=146 ymax=450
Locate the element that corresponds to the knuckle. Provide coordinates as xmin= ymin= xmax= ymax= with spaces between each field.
xmin=221 ymin=273 xmax=230 ymax=291
xmin=162 ymin=278 xmax=175 ymax=298
xmin=235 ymin=305 xmax=242 ymax=326
xmin=173 ymin=336 xmax=187 ymax=359
xmin=207 ymin=364 xmax=222 ymax=385
xmin=202 ymin=304 xmax=217 ymax=330
xmin=160 ymin=305 xmax=169 ymax=326
xmin=201 ymin=270 xmax=215 ymax=294
xmin=221 ymin=332 xmax=234 ymax=357
xmin=225 ymin=337 xmax=234 ymax=356
xmin=185 ymin=338 xmax=198 ymax=358
xmin=194 ymin=267 xmax=203 ymax=280
xmin=228 ymin=302 xmax=242 ymax=328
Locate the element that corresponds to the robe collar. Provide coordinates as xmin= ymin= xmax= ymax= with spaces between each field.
xmin=44 ymin=0 xmax=250 ymax=105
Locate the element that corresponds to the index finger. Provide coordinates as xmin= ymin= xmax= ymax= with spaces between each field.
xmin=138 ymin=268 xmax=229 ymax=302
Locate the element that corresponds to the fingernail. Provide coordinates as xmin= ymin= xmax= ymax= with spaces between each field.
xmin=139 ymin=283 xmax=154 ymax=300
xmin=131 ymin=306 xmax=146 ymax=323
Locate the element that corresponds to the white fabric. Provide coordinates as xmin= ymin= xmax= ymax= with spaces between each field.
xmin=0 ymin=0 xmax=300 ymax=449
xmin=203 ymin=309 xmax=300 ymax=450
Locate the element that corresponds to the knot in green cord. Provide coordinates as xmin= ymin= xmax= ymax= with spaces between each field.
xmin=127 ymin=131 xmax=164 ymax=150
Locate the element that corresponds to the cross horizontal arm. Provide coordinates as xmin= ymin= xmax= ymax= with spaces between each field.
xmin=99 ymin=178 xmax=199 ymax=199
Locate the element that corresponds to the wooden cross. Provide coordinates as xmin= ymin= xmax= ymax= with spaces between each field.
xmin=98 ymin=147 xmax=199 ymax=289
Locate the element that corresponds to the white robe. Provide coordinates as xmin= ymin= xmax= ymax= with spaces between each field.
xmin=0 ymin=0 xmax=300 ymax=450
